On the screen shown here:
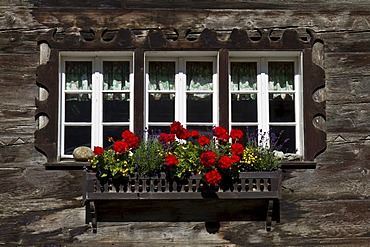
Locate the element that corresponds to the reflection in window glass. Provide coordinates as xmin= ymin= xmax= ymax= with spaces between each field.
xmin=149 ymin=93 xmax=175 ymax=122
xmin=103 ymin=61 xmax=130 ymax=90
xmin=187 ymin=93 xmax=212 ymax=122
xmin=231 ymin=94 xmax=257 ymax=122
xmin=268 ymin=62 xmax=294 ymax=91
xmin=269 ymin=93 xmax=295 ymax=122
xmin=65 ymin=94 xmax=91 ymax=122
xmin=65 ymin=61 xmax=92 ymax=90
xmin=103 ymin=93 xmax=130 ymax=122
xmin=146 ymin=126 xmax=171 ymax=138
xmin=149 ymin=62 xmax=176 ymax=91
xmin=186 ymin=62 xmax=213 ymax=91
xmin=230 ymin=62 xmax=257 ymax=91
xmin=64 ymin=126 xmax=91 ymax=155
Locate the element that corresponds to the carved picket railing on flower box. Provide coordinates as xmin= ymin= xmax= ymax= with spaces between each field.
xmin=83 ymin=170 xmax=282 ymax=233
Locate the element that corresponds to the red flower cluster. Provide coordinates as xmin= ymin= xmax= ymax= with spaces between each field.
xmin=198 ymin=136 xmax=210 ymax=146
xmin=200 ymin=151 xmax=217 ymax=167
xmin=230 ymin=155 xmax=240 ymax=164
xmin=121 ymin=130 xmax=139 ymax=149
xmin=230 ymin=129 xmax=244 ymax=141
xmin=93 ymin=146 xmax=105 ymax=156
xmin=94 ymin=130 xmax=139 ymax=155
xmin=218 ymin=155 xmax=233 ymax=169
xmin=113 ymin=140 xmax=129 ymax=153
xmin=212 ymin=126 xmax=229 ymax=142
xmin=205 ymin=170 xmax=222 ymax=186
xmin=159 ymin=133 xmax=176 ymax=144
xmin=165 ymin=154 xmax=178 ymax=166
xmin=231 ymin=143 xmax=244 ymax=156
xmin=170 ymin=121 xmax=190 ymax=140
xmin=190 ymin=130 xmax=199 ymax=139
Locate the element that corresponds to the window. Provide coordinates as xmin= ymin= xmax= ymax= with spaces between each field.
xmin=36 ymin=28 xmax=325 ymax=164
xmin=58 ymin=51 xmax=302 ymax=158
xmin=60 ymin=52 xmax=133 ymax=158
xmin=145 ymin=52 xmax=218 ymax=134
xmin=229 ymin=52 xmax=303 ymax=155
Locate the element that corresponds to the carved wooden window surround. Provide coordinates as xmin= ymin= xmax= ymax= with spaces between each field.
xmin=36 ymin=28 xmax=326 ymax=167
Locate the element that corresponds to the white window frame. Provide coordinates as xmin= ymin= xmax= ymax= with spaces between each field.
xmin=229 ymin=51 xmax=304 ymax=155
xmin=59 ymin=52 xmax=134 ymax=158
xmin=144 ymin=51 xmax=218 ymax=131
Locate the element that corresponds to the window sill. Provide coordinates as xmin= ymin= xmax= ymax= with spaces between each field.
xmin=44 ymin=159 xmax=90 ymax=170
xmin=280 ymin=161 xmax=316 ymax=169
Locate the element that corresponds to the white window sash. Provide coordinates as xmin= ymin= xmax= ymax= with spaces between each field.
xmin=59 ymin=52 xmax=133 ymax=159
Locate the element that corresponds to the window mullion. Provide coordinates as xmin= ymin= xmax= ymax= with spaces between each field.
xmin=92 ymin=58 xmax=101 ymax=148
xmin=60 ymin=59 xmax=66 ymax=158
xmin=296 ymin=55 xmax=303 ymax=155
xmin=259 ymin=58 xmax=269 ymax=132
xmin=177 ymin=57 xmax=185 ymax=124
xmin=260 ymin=58 xmax=269 ymax=146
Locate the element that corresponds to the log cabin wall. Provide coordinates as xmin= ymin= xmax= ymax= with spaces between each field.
xmin=0 ymin=1 xmax=369 ymax=245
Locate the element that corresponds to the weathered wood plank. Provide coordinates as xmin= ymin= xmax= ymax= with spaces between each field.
xmin=0 ymin=0 xmax=369 ymax=245
xmin=29 ymin=9 xmax=370 ymax=32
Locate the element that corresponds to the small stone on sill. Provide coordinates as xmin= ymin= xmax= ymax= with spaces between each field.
xmin=73 ymin=146 xmax=94 ymax=161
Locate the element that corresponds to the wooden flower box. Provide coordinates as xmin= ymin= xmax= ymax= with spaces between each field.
xmin=83 ymin=170 xmax=282 ymax=233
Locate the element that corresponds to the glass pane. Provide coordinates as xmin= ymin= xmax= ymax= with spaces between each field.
xmin=268 ymin=62 xmax=294 ymax=91
xmin=270 ymin=126 xmax=296 ymax=153
xmin=187 ymin=93 xmax=212 ymax=122
xmin=103 ymin=61 xmax=130 ymax=90
xmin=65 ymin=94 xmax=91 ymax=122
xmin=65 ymin=61 xmax=92 ymax=90
xmin=231 ymin=93 xmax=257 ymax=122
xmin=269 ymin=93 xmax=295 ymax=122
xmin=187 ymin=62 xmax=213 ymax=91
xmin=231 ymin=125 xmax=258 ymax=147
xmin=147 ymin=126 xmax=170 ymax=137
xmin=103 ymin=93 xmax=130 ymax=122
xmin=149 ymin=93 xmax=175 ymax=122
xmin=230 ymin=62 xmax=257 ymax=91
xmin=148 ymin=62 xmax=175 ymax=90
xmin=103 ymin=126 xmax=129 ymax=148
xmin=64 ymin=126 xmax=91 ymax=155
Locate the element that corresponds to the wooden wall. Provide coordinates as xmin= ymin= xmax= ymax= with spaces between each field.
xmin=0 ymin=1 xmax=369 ymax=245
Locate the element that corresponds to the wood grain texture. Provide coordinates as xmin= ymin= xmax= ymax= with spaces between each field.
xmin=0 ymin=0 xmax=369 ymax=245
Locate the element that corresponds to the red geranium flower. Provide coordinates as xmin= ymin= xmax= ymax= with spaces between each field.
xmin=218 ymin=155 xmax=233 ymax=169
xmin=205 ymin=170 xmax=222 ymax=186
xmin=218 ymin=133 xmax=230 ymax=142
xmin=158 ymin=133 xmax=176 ymax=143
xmin=231 ymin=143 xmax=244 ymax=156
xmin=230 ymin=129 xmax=244 ymax=141
xmin=176 ymin=127 xmax=190 ymax=140
xmin=200 ymin=150 xmax=217 ymax=167
xmin=121 ymin=130 xmax=139 ymax=149
xmin=121 ymin=129 xmax=134 ymax=140
xmin=170 ymin=121 xmax=182 ymax=134
xmin=212 ymin=126 xmax=228 ymax=138
xmin=198 ymin=136 xmax=210 ymax=146
xmin=230 ymin=155 xmax=240 ymax=163
xmin=113 ymin=140 xmax=129 ymax=153
xmin=190 ymin=130 xmax=200 ymax=139
xmin=165 ymin=154 xmax=179 ymax=166
xmin=93 ymin=146 xmax=105 ymax=156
